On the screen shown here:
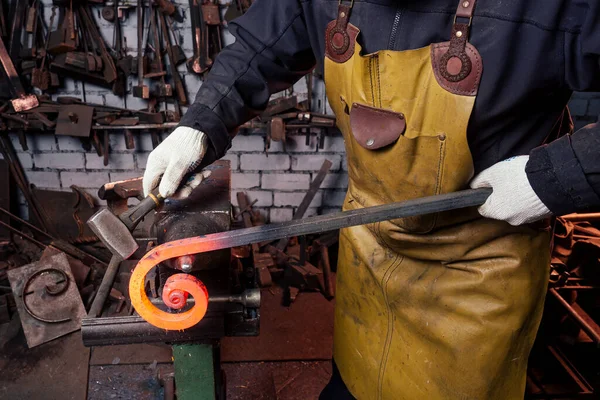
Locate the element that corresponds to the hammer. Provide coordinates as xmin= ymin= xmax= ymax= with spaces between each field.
xmin=87 ymin=189 xmax=163 ymax=260
xmin=86 ymin=189 xmax=163 ymax=318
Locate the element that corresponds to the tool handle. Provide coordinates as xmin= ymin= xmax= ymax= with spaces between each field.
xmin=119 ymin=188 xmax=164 ymax=231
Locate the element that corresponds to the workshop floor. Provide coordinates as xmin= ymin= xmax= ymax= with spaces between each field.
xmin=0 ymin=287 xmax=334 ymax=400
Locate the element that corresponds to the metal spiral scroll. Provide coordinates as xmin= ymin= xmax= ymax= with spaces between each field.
xmin=129 ymin=241 xmax=210 ymax=330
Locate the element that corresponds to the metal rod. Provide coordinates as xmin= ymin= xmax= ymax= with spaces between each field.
xmin=88 ymin=256 xmax=122 ymax=318
xmin=549 ymin=288 xmax=600 ymax=345
xmin=276 ymin=159 xmax=332 ymax=251
xmin=0 ymin=206 xmax=53 ymax=240
xmin=0 ymin=220 xmax=46 ymax=248
xmin=561 ymin=213 xmax=600 ymax=222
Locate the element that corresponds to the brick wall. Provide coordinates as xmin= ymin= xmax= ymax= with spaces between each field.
xmin=5 ymin=1 xmax=600 ymax=221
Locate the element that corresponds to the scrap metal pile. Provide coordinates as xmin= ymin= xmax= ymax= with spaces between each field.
xmin=232 ymin=160 xmax=338 ymax=304
xmin=527 ymin=214 xmax=600 ymax=398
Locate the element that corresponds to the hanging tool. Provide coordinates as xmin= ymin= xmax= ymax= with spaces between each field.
xmin=32 ymin=7 xmax=57 ymax=91
xmin=158 ymin=12 xmax=187 ymax=105
xmin=0 ymin=26 xmax=39 ymax=111
xmin=133 ymin=0 xmax=150 ymax=99
xmin=149 ymin=6 xmax=172 ymax=97
xmin=129 ymin=188 xmax=492 ymax=330
xmin=186 ymin=0 xmax=209 ymax=74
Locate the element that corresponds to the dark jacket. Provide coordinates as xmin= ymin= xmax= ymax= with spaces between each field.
xmin=179 ymin=0 xmax=600 ymax=215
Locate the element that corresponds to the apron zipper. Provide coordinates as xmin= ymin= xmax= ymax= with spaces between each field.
xmin=388 ymin=5 xmax=403 ymax=49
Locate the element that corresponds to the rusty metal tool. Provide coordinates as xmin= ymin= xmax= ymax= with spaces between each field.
xmin=0 ymin=28 xmax=39 ymax=111
xmin=130 ymin=188 xmax=492 ymax=330
xmin=133 ymin=0 xmax=150 ymax=99
xmin=158 ymin=12 xmax=187 ymax=105
xmin=237 ymin=192 xmax=274 ymax=287
xmin=87 ymin=187 xmax=165 ymax=260
xmin=275 ymin=159 xmax=332 ymax=251
xmin=150 ymin=7 xmax=172 ymax=98
xmin=186 ymin=0 xmax=209 ymax=74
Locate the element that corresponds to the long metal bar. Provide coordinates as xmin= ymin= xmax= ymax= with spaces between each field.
xmin=549 ymin=288 xmax=600 ymax=345
xmin=88 ymin=256 xmax=122 ymax=318
xmin=0 ymin=206 xmax=53 ymax=240
xmin=276 ymin=159 xmax=332 ymax=250
xmin=0 ymin=219 xmax=46 ymax=248
xmin=147 ymin=189 xmax=492 ymax=257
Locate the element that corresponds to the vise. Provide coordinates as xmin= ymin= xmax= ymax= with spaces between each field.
xmin=81 ymin=160 xmax=260 ymax=346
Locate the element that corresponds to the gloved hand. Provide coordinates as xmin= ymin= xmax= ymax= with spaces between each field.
xmin=143 ymin=126 xmax=209 ymax=197
xmin=469 ymin=155 xmax=552 ymax=226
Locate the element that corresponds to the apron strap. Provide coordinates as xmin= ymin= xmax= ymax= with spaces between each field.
xmin=325 ymin=0 xmax=359 ymax=63
xmin=438 ymin=0 xmax=478 ymax=82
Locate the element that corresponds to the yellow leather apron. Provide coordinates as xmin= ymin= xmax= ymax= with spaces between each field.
xmin=323 ymin=1 xmax=552 ymax=398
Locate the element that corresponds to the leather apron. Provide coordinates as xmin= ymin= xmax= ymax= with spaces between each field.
xmin=323 ymin=1 xmax=552 ymax=399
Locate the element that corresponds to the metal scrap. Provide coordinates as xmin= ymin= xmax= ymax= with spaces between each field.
xmin=7 ymin=252 xmax=86 ymax=348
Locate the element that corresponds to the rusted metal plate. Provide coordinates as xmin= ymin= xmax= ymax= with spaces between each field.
xmin=221 ymin=287 xmax=334 ymax=362
xmin=7 ymin=253 xmax=86 ymax=348
xmin=30 ymin=188 xmax=98 ymax=242
xmin=55 ymin=104 xmax=94 ymax=137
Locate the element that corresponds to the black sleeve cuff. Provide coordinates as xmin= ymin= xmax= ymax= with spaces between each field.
xmin=178 ymin=102 xmax=233 ymax=164
xmin=526 ymin=135 xmax=600 ymax=215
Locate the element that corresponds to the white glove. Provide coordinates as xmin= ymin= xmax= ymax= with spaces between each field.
xmin=143 ymin=127 xmax=209 ymax=197
xmin=469 ymin=155 xmax=552 ymax=226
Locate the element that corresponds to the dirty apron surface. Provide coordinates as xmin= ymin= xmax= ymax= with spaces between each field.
xmin=323 ymin=1 xmax=552 ymax=399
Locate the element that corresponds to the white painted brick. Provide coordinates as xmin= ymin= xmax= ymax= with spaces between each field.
xmin=61 ymin=171 xmax=110 ymax=189
xmin=110 ymin=171 xmax=143 ymax=182
xmin=11 ymin=133 xmax=57 ymax=151
xmin=319 ymin=135 xmax=346 ymax=153
xmin=184 ymin=73 xmax=203 ymax=97
xmin=232 ymin=190 xmax=273 ymax=207
xmin=270 ymin=208 xmax=294 ymax=223
xmin=291 ymin=155 xmax=340 ymax=171
xmin=135 ymin=153 xmax=151 ymax=170
xmin=304 ymin=207 xmax=320 ymax=218
xmin=103 ymin=93 xmax=125 ymax=108
xmin=274 ymin=192 xmax=323 ymax=207
xmin=231 ymin=173 xmax=260 ymax=189
xmin=134 ymin=134 xmax=157 ymax=152
xmin=25 ymin=171 xmax=61 ymax=188
xmin=33 ymin=153 xmax=85 ymax=169
xmin=107 ymin=133 xmax=130 ymax=151
xmin=230 ymin=135 xmax=265 ymax=152
xmin=261 ymin=173 xmax=310 ymax=191
xmin=124 ymin=94 xmax=148 ymax=111
xmin=320 ymin=173 xmax=349 ymax=189
xmin=221 ymin=154 xmax=239 ymax=170
xmin=342 ymin=157 xmax=348 ymax=171
xmin=241 ymin=154 xmax=290 ymax=171
xmin=17 ymin=153 xmax=33 ymax=169
xmin=57 ymin=136 xmax=86 ymax=151
xmin=269 ymin=135 xmax=315 ymax=153
xmin=86 ymin=153 xmax=135 ymax=170
xmin=322 ymin=190 xmax=347 ymax=207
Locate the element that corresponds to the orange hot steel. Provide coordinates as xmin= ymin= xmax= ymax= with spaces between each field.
xmin=129 ymin=237 xmax=221 ymax=330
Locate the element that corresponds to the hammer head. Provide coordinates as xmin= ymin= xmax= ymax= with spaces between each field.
xmin=88 ymin=209 xmax=139 ymax=260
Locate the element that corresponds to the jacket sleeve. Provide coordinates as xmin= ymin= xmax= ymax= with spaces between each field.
xmin=526 ymin=3 xmax=600 ymax=215
xmin=179 ymin=0 xmax=316 ymax=165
